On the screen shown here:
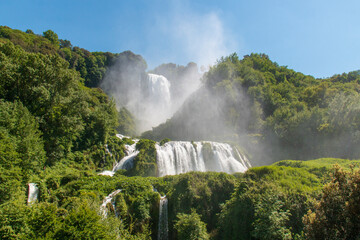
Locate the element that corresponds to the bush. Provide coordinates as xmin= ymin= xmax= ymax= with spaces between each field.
xmin=304 ymin=165 xmax=360 ymax=239
xmin=174 ymin=210 xmax=209 ymax=240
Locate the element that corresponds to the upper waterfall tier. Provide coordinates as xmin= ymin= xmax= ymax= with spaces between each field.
xmin=146 ymin=73 xmax=171 ymax=110
xmin=131 ymin=73 xmax=173 ymax=132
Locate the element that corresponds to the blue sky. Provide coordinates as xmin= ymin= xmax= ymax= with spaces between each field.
xmin=1 ymin=0 xmax=360 ymax=78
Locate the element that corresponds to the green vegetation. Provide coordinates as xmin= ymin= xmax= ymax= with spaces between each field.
xmin=217 ymin=166 xmax=320 ymax=239
xmin=0 ymin=41 xmax=118 ymax=164
xmin=128 ymin=139 xmax=157 ymax=177
xmin=160 ymin=172 xmax=237 ymax=238
xmin=274 ymin=158 xmax=360 ymax=179
xmin=0 ymin=100 xmax=45 ymax=204
xmin=2 ymin=26 xmax=360 ymax=239
xmin=2 ymin=157 xmax=355 ymax=239
xmin=159 ymin=138 xmax=171 ymax=146
xmin=0 ymin=170 xmax=157 ymax=239
xmin=303 ymin=166 xmax=360 ymax=239
xmin=118 ymin=107 xmax=137 ymax=136
xmin=0 ymin=26 xmax=120 ymax=88
xmin=174 ymin=210 xmax=209 ymax=240
xmin=216 ymin=161 xmax=360 ymax=240
xmin=145 ymin=53 xmax=360 ymax=162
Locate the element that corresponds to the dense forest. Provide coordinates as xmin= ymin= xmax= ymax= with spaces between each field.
xmin=143 ymin=53 xmax=360 ymax=164
xmin=1 ymin=26 xmax=360 ymax=239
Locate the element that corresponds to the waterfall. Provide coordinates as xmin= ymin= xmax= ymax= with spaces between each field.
xmin=156 ymin=141 xmax=251 ymax=177
xmin=99 ymin=134 xmax=139 ymax=176
xmin=27 ymin=183 xmax=39 ymax=205
xmin=100 ymin=136 xmax=251 ymax=177
xmin=105 ymin=144 xmax=112 ymax=157
xmin=158 ymin=196 xmax=169 ymax=240
xmin=112 ymin=150 xmax=139 ymax=171
xmin=147 ymin=74 xmax=171 ymax=110
xmin=112 ymin=135 xmax=139 ymax=172
xmin=116 ymin=134 xmax=139 ymax=155
xmin=137 ymin=73 xmax=172 ymax=131
xmin=100 ymin=189 xmax=122 ymax=217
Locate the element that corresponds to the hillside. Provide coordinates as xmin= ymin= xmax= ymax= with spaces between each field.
xmin=1 ymin=27 xmax=360 ymax=239
xmin=143 ymin=53 xmax=360 ymax=163
xmin=0 ymin=26 xmax=120 ymax=87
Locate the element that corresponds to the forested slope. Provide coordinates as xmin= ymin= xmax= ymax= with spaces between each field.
xmin=0 ymin=26 xmax=119 ymax=87
xmin=144 ymin=53 xmax=360 ymax=163
xmin=1 ymin=27 xmax=360 ymax=239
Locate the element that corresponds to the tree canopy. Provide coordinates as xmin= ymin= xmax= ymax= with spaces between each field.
xmin=1 ymin=26 xmax=360 ymax=240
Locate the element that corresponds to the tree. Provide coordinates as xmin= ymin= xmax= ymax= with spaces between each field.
xmin=0 ymin=200 xmax=30 ymax=239
xmin=59 ymin=39 xmax=72 ymax=49
xmin=53 ymin=201 xmax=116 ymax=239
xmin=0 ymin=100 xmax=45 ymax=186
xmin=304 ymin=166 xmax=360 ymax=239
xmin=0 ymin=42 xmax=118 ymax=164
xmin=174 ymin=210 xmax=209 ymax=240
xmin=27 ymin=202 xmax=60 ymax=239
xmin=43 ymin=30 xmax=59 ymax=45
xmin=117 ymin=107 xmax=137 ymax=136
xmin=252 ymin=188 xmax=292 ymax=240
xmin=25 ymin=29 xmax=34 ymax=34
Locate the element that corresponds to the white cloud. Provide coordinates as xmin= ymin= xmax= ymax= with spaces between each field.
xmin=170 ymin=11 xmax=236 ymax=68
xmin=145 ymin=2 xmax=237 ymax=69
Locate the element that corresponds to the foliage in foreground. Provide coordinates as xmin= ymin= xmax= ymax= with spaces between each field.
xmin=174 ymin=210 xmax=209 ymax=240
xmin=0 ymin=41 xmax=118 ymax=165
xmin=1 ymin=155 xmax=360 ymax=239
xmin=304 ymin=166 xmax=360 ymax=239
xmin=2 ymin=26 xmax=360 ymax=240
xmin=217 ymin=165 xmax=322 ymax=240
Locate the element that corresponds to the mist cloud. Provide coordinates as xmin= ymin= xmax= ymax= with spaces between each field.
xmin=145 ymin=2 xmax=237 ymax=70
xmin=170 ymin=11 xmax=236 ymax=68
xmin=102 ymin=2 xmax=238 ymax=135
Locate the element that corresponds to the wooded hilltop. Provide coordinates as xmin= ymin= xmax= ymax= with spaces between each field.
xmin=1 ymin=26 xmax=360 ymax=239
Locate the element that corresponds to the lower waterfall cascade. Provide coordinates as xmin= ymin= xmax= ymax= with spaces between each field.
xmin=113 ymin=134 xmax=139 ymax=172
xmin=27 ymin=183 xmax=39 ymax=205
xmin=100 ymin=189 xmax=122 ymax=217
xmin=99 ymin=135 xmax=251 ymax=177
xmin=98 ymin=134 xmax=139 ymax=177
xmin=158 ymin=196 xmax=169 ymax=240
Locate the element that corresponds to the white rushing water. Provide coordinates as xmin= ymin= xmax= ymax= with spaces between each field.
xmin=112 ymin=150 xmax=139 ymax=172
xmin=147 ymin=74 xmax=171 ymax=110
xmin=27 ymin=183 xmax=39 ymax=205
xmin=112 ymin=135 xmax=139 ymax=172
xmin=100 ymin=189 xmax=122 ymax=217
xmin=105 ymin=144 xmax=112 ymax=157
xmin=138 ymin=73 xmax=172 ymax=131
xmin=156 ymin=141 xmax=251 ymax=177
xmin=158 ymin=196 xmax=169 ymax=240
xmin=99 ymin=135 xmax=251 ymax=177
xmin=98 ymin=134 xmax=139 ymax=177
